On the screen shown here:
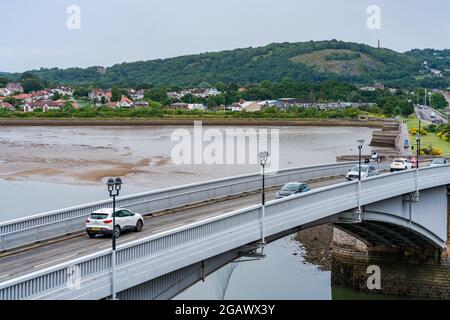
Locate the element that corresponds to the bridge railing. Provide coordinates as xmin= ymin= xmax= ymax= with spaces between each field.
xmin=1 ymin=165 xmax=447 ymax=300
xmin=0 ymin=162 xmax=363 ymax=252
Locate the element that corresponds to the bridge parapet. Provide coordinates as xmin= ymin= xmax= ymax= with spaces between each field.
xmin=0 ymin=165 xmax=448 ymax=300
xmin=0 ymin=162 xmax=363 ymax=252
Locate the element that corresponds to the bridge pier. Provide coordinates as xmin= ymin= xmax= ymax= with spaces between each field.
xmin=331 ymin=228 xmax=450 ymax=299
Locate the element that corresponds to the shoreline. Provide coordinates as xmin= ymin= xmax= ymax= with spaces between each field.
xmin=0 ymin=118 xmax=388 ymax=128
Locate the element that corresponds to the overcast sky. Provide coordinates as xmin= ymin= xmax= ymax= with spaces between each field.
xmin=1 ymin=0 xmax=449 ymax=72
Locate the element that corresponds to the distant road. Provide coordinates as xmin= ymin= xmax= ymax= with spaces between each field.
xmin=415 ymin=106 xmax=448 ymax=124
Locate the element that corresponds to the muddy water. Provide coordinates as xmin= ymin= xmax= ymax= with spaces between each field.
xmin=0 ymin=126 xmax=375 ymax=222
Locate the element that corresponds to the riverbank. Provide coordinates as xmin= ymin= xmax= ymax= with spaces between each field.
xmin=0 ymin=118 xmax=386 ymax=128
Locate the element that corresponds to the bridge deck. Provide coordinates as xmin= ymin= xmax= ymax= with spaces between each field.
xmin=0 ymin=176 xmax=344 ymax=283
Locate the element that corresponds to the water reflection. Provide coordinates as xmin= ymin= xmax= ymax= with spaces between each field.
xmin=174 ymin=235 xmax=332 ymax=300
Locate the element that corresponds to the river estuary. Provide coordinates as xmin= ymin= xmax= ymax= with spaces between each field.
xmin=1 ymin=125 xmax=420 ymax=300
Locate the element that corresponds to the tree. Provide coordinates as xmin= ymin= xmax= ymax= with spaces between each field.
xmin=111 ymin=86 xmax=122 ymax=102
xmin=0 ymin=77 xmax=9 ymax=87
xmin=430 ymin=93 xmax=448 ymax=109
xmin=145 ymin=87 xmax=169 ymax=104
xmin=52 ymin=92 xmax=61 ymax=101
xmin=21 ymin=78 xmax=44 ymax=93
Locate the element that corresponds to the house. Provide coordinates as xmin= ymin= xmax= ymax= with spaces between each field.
xmin=5 ymin=83 xmax=23 ymax=94
xmin=360 ymin=86 xmax=376 ymax=92
xmin=117 ymin=96 xmax=133 ymax=108
xmin=12 ymin=93 xmax=33 ymax=102
xmin=275 ymin=98 xmax=309 ymax=109
xmin=89 ymin=89 xmax=112 ymax=102
xmin=444 ymin=92 xmax=450 ymax=105
xmin=230 ymin=102 xmax=244 ymax=112
xmin=22 ymin=100 xmax=61 ymax=112
xmin=204 ymin=88 xmax=221 ymax=97
xmin=229 ymin=101 xmax=261 ymax=112
xmin=31 ymin=90 xmax=52 ymax=101
xmin=430 ymin=69 xmax=443 ymax=77
xmin=167 ymin=92 xmax=181 ymax=100
xmin=130 ymin=89 xmax=145 ymax=101
xmin=258 ymin=100 xmax=278 ymax=108
xmin=189 ymin=88 xmax=221 ymax=98
xmin=0 ymin=102 xmax=14 ymax=111
xmin=188 ymin=103 xmax=207 ymax=111
xmin=241 ymin=101 xmax=262 ymax=112
xmin=0 ymin=88 xmax=13 ymax=96
xmin=190 ymin=88 xmax=207 ymax=98
xmin=51 ymin=86 xmax=73 ymax=97
xmin=132 ymin=101 xmax=149 ymax=108
xmin=168 ymin=102 xmax=189 ymax=110
xmin=373 ymin=83 xmax=385 ymax=90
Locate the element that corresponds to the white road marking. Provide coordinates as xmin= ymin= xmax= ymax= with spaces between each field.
xmin=0 ymin=274 xmax=10 ymax=280
xmin=33 ymin=254 xmax=78 ymax=269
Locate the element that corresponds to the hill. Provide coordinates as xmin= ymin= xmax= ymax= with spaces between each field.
xmin=3 ymin=40 xmax=450 ymax=88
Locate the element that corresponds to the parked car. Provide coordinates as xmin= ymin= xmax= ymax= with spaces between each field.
xmin=390 ymin=158 xmax=413 ymax=172
xmin=86 ymin=208 xmax=144 ymax=238
xmin=346 ymin=164 xmax=379 ymax=181
xmin=430 ymin=158 xmax=449 ymax=166
xmin=276 ymin=182 xmax=310 ymax=199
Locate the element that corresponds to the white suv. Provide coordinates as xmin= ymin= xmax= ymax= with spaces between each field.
xmin=86 ymin=208 xmax=144 ymax=238
xmin=390 ymin=158 xmax=413 ymax=172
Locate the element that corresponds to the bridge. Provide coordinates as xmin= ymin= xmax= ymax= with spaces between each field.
xmin=0 ymin=162 xmax=449 ymax=300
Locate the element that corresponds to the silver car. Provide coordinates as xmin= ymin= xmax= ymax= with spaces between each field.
xmin=346 ymin=164 xmax=379 ymax=181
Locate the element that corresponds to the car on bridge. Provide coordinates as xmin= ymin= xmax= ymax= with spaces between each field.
xmin=390 ymin=158 xmax=413 ymax=172
xmin=85 ymin=208 xmax=144 ymax=238
xmin=275 ymin=182 xmax=310 ymax=199
xmin=430 ymin=158 xmax=449 ymax=166
xmin=346 ymin=164 xmax=379 ymax=181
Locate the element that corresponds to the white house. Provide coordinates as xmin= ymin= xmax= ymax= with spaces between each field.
xmin=0 ymin=88 xmax=12 ymax=96
xmin=118 ymin=96 xmax=133 ymax=108
xmin=23 ymin=100 xmax=61 ymax=112
xmin=130 ymin=89 xmax=145 ymax=101
xmin=188 ymin=103 xmax=207 ymax=111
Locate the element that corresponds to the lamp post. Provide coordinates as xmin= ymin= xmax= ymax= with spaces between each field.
xmin=258 ymin=151 xmax=269 ymax=244
xmin=258 ymin=151 xmax=269 ymax=205
xmin=357 ymin=140 xmax=365 ymax=181
xmin=106 ymin=177 xmax=122 ymax=300
xmin=416 ymin=134 xmax=421 ymax=169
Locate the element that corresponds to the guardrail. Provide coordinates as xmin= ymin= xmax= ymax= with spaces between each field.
xmin=0 ymin=162 xmax=367 ymax=252
xmin=0 ymin=165 xmax=447 ymax=300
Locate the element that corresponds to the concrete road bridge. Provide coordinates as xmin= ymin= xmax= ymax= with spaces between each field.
xmin=0 ymin=162 xmax=449 ymax=300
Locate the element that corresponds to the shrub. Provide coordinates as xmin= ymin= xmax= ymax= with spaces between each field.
xmin=409 ymin=127 xmax=427 ymax=135
xmin=431 ymin=147 xmax=443 ymax=156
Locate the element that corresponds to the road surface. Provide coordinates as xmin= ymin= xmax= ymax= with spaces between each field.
xmin=0 ymin=176 xmax=348 ymax=283
xmin=415 ymin=106 xmax=448 ymax=124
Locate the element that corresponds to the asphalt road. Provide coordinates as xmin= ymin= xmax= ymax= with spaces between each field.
xmin=0 ymin=176 xmax=348 ymax=283
xmin=416 ymin=106 xmax=448 ymax=124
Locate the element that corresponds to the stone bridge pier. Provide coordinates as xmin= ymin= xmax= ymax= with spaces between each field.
xmin=331 ymin=185 xmax=450 ymax=299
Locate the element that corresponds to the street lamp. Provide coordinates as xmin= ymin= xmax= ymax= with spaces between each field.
xmin=258 ymin=151 xmax=269 ymax=206
xmin=106 ymin=177 xmax=122 ymax=300
xmin=357 ymin=140 xmax=364 ymax=181
xmin=258 ymin=151 xmax=269 ymax=245
xmin=416 ymin=134 xmax=421 ymax=169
